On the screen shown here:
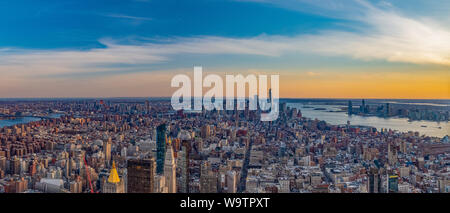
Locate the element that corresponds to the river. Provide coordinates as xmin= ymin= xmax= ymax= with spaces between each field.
xmin=0 ymin=113 xmax=63 ymax=128
xmin=288 ymin=103 xmax=449 ymax=138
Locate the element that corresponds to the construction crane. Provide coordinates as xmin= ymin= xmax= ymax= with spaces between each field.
xmin=83 ymin=155 xmax=95 ymax=193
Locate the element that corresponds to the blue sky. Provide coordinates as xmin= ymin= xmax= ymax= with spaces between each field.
xmin=0 ymin=0 xmax=449 ymax=98
xmin=1 ymin=0 xmax=353 ymax=49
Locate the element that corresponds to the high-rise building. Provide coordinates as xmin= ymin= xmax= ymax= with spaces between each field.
xmin=156 ymin=124 xmax=167 ymax=174
xmin=164 ymin=139 xmax=176 ymax=193
xmin=385 ymin=103 xmax=391 ymax=116
xmin=65 ymin=158 xmax=70 ymax=178
xmin=367 ymin=168 xmax=382 ymax=193
xmin=127 ymin=158 xmax=156 ymax=193
xmin=388 ymin=175 xmax=399 ymax=193
xmin=152 ymin=128 xmax=157 ymax=141
xmin=388 ymin=143 xmax=398 ymax=166
xmin=226 ymin=170 xmax=237 ymax=193
xmin=102 ymin=161 xmax=125 ymax=193
xmin=269 ymin=88 xmax=272 ymax=101
xmin=360 ymin=99 xmax=366 ymax=113
xmin=348 ymin=100 xmax=353 ymax=115
xmin=145 ymin=100 xmax=150 ymax=114
xmin=103 ymin=138 xmax=112 ymax=167
xmin=178 ymin=140 xmax=191 ymax=193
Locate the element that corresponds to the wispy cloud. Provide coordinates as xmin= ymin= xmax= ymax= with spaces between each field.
xmin=306 ymin=71 xmax=321 ymax=77
xmin=101 ymin=13 xmax=152 ymax=21
xmin=0 ymin=0 xmax=449 ymax=82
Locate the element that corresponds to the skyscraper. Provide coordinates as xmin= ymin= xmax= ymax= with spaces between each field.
xmin=156 ymin=124 xmax=167 ymax=174
xmin=145 ymin=100 xmax=150 ymax=114
xmin=127 ymin=158 xmax=156 ymax=193
xmin=385 ymin=103 xmax=391 ymax=116
xmin=102 ymin=161 xmax=125 ymax=193
xmin=360 ymin=99 xmax=366 ymax=113
xmin=103 ymin=138 xmax=112 ymax=167
xmin=227 ymin=170 xmax=237 ymax=193
xmin=269 ymin=88 xmax=272 ymax=101
xmin=178 ymin=140 xmax=191 ymax=193
xmin=348 ymin=100 xmax=353 ymax=115
xmin=388 ymin=175 xmax=399 ymax=193
xmin=65 ymin=158 xmax=70 ymax=178
xmin=164 ymin=139 xmax=176 ymax=193
xmin=388 ymin=143 xmax=398 ymax=166
xmin=367 ymin=168 xmax=381 ymax=193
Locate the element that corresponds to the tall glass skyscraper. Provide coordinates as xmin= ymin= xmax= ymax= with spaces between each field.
xmin=156 ymin=124 xmax=167 ymax=174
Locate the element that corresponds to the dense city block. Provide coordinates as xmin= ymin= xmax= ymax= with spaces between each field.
xmin=0 ymin=99 xmax=448 ymax=193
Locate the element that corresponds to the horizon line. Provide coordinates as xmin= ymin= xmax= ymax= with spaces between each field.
xmin=0 ymin=96 xmax=449 ymax=101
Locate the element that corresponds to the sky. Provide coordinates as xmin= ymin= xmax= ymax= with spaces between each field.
xmin=0 ymin=0 xmax=449 ymax=99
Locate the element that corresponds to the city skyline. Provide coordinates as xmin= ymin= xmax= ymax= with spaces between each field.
xmin=1 ymin=0 xmax=449 ymax=99
xmin=0 ymin=98 xmax=448 ymax=194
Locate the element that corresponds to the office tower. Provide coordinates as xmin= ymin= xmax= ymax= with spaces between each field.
xmin=65 ymin=159 xmax=70 ymax=178
xmin=127 ymin=158 xmax=156 ymax=193
xmin=348 ymin=100 xmax=353 ymax=115
xmin=102 ymin=161 xmax=125 ymax=193
xmin=360 ymin=99 xmax=366 ymax=113
xmin=367 ymin=168 xmax=381 ymax=193
xmin=235 ymin=102 xmax=239 ymax=127
xmin=269 ymin=88 xmax=272 ymax=101
xmin=385 ymin=103 xmax=391 ymax=116
xmin=178 ymin=140 xmax=190 ymax=193
xmin=145 ymin=100 xmax=150 ymax=114
xmin=177 ymin=148 xmax=186 ymax=192
xmin=195 ymin=137 xmax=203 ymax=153
xmin=164 ymin=139 xmax=176 ymax=193
xmin=156 ymin=124 xmax=167 ymax=174
xmin=388 ymin=143 xmax=398 ymax=166
xmin=103 ymin=138 xmax=112 ymax=167
xmin=200 ymin=161 xmax=210 ymax=192
xmin=226 ymin=170 xmax=237 ymax=193
xmin=152 ymin=128 xmax=157 ymax=141
xmin=388 ymin=175 xmax=399 ymax=193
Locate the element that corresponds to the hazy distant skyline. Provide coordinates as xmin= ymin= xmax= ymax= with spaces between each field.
xmin=0 ymin=0 xmax=449 ymax=98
